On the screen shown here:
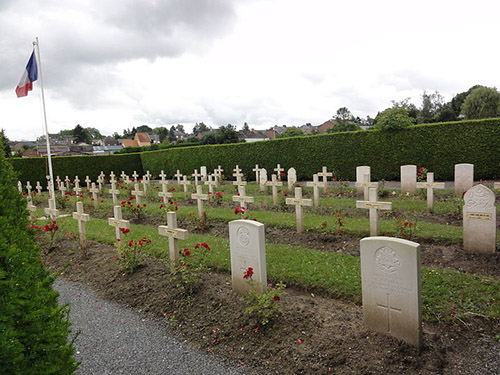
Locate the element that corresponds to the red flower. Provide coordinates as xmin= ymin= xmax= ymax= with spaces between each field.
xmin=409 ymin=223 xmax=414 ymax=227
xmin=120 ymin=228 xmax=130 ymax=234
xmin=194 ymin=244 xmax=200 ymax=249
xmin=128 ymin=240 xmax=134 ymax=246
xmin=182 ymin=248 xmax=191 ymax=256
xmin=138 ymin=240 xmax=143 ymax=246
xmin=215 ymin=192 xmax=222 ymax=198
xmin=201 ymin=242 xmax=210 ymax=251
xmin=143 ymin=203 xmax=146 ymax=207
xmin=243 ymin=267 xmax=254 ymax=279
xmin=273 ymin=295 xmax=280 ymax=301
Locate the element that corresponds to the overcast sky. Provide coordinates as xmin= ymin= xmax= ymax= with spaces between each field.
xmin=1 ymin=0 xmax=499 ymax=141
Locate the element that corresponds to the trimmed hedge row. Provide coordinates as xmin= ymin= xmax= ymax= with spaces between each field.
xmin=140 ymin=119 xmax=500 ymax=181
xmin=10 ymin=118 xmax=500 ymax=184
xmin=0 ymin=138 xmax=77 ymax=374
xmin=12 ymin=152 xmax=143 ymax=186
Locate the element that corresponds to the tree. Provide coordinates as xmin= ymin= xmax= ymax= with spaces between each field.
xmin=374 ymin=107 xmax=415 ymax=130
xmin=175 ymin=124 xmax=185 ymax=134
xmin=86 ymin=127 xmax=103 ymax=140
xmin=1 ymin=129 xmax=11 ymax=158
xmin=215 ymin=124 xmax=239 ymax=144
xmin=72 ymin=124 xmax=91 ymax=144
xmin=277 ymin=127 xmax=304 ymax=138
xmin=193 ymin=122 xmax=210 ymax=135
xmin=242 ymin=122 xmax=250 ymax=132
xmin=153 ymin=127 xmax=168 ymax=142
xmin=136 ymin=125 xmax=153 ymax=134
xmin=167 ymin=126 xmax=177 ymax=143
xmin=200 ymin=133 xmax=216 ymax=144
xmin=328 ymin=107 xmax=361 ymax=132
xmin=112 ymin=132 xmax=121 ymax=140
xmin=391 ymin=98 xmax=419 ymax=122
xmin=461 ymin=86 xmax=500 ymax=119
xmin=418 ymin=90 xmax=445 ymax=124
xmin=450 ymin=85 xmax=482 ymax=119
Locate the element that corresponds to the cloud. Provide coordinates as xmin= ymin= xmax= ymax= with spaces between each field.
xmin=0 ymin=0 xmax=237 ymax=92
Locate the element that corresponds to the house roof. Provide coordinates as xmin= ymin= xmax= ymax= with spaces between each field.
xmin=135 ymin=133 xmax=151 ymax=143
xmin=122 ymin=140 xmax=139 ymax=147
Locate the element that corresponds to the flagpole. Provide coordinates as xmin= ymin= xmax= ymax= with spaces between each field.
xmin=34 ymin=37 xmax=55 ymax=199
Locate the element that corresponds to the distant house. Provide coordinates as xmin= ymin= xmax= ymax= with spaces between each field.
xmin=317 ymin=120 xmax=335 ymax=133
xmin=265 ymin=125 xmax=288 ymax=139
xmin=237 ymin=129 xmax=269 ymax=143
xmin=121 ymin=132 xmax=152 ymax=147
xmin=22 ymin=149 xmax=38 ymax=158
xmin=102 ymin=136 xmax=119 ymax=146
xmin=299 ymin=124 xmax=318 ymax=135
xmin=93 ymin=145 xmax=123 ymax=155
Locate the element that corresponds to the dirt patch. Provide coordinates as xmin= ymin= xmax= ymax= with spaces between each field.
xmin=42 ymin=239 xmax=499 ymax=375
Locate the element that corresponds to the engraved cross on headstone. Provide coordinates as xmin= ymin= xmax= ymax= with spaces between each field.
xmin=377 ymin=293 xmax=402 ymax=334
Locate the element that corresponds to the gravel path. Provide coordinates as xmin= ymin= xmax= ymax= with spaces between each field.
xmin=54 ymin=279 xmax=248 ymax=375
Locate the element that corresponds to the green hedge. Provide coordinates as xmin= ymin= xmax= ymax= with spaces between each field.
xmin=10 ymin=119 xmax=500 ymax=184
xmin=12 ymin=152 xmax=143 ymax=186
xmin=0 ymin=139 xmax=78 ymax=374
xmin=140 ymin=118 xmax=500 ymax=181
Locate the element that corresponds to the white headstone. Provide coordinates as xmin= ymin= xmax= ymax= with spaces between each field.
xmin=455 ymin=163 xmax=474 ymax=196
xmin=463 ymin=184 xmax=496 ymax=254
xmin=287 ymin=168 xmax=297 ymax=189
xmin=259 ymin=168 xmax=268 ymax=192
xmin=229 ymin=219 xmax=267 ymax=295
xmin=200 ymin=166 xmax=207 ymax=181
xmin=356 ymin=166 xmax=370 ymax=195
xmin=360 ymin=236 xmax=422 ymax=348
xmin=400 ymin=165 xmax=417 ymax=194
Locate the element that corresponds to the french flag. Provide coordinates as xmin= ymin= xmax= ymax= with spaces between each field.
xmin=15 ymin=51 xmax=38 ymax=98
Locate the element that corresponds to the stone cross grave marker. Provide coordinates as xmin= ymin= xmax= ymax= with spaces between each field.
xmin=229 ymin=219 xmax=267 ymax=295
xmin=401 ymin=165 xmax=417 ymax=194
xmin=232 ymin=185 xmax=254 ymax=209
xmin=108 ymin=179 xmax=120 ymax=204
xmin=200 ymin=166 xmax=207 ymax=181
xmin=355 ymin=173 xmax=379 ymax=201
xmin=132 ymin=183 xmax=144 ymax=205
xmin=180 ymin=175 xmax=191 ymax=198
xmin=36 ymin=181 xmax=43 ymax=195
xmin=463 ymin=184 xmax=496 ymax=254
xmin=214 ymin=165 xmax=224 ymax=181
xmin=252 ymin=164 xmax=260 ymax=183
xmin=286 ymin=187 xmax=313 ymax=233
xmin=73 ymin=201 xmax=90 ymax=246
xmin=98 ymin=171 xmax=106 ymax=192
xmin=65 ymin=176 xmax=71 ymax=191
xmin=356 ymin=166 xmax=371 ymax=196
xmin=46 ymin=175 xmax=54 ymax=197
xmin=131 ymin=171 xmax=139 ymax=182
xmin=120 ymin=171 xmax=127 ymax=181
xmin=59 ymin=183 xmax=67 ymax=197
xmin=44 ymin=197 xmax=59 ymax=220
xmin=73 ymin=176 xmax=82 ymax=197
xmin=455 ymin=163 xmax=474 ymax=196
xmin=192 ymin=169 xmax=201 ymax=186
xmin=416 ymin=172 xmax=444 ymax=212
xmin=55 ymin=176 xmax=61 ymax=189
xmin=85 ymin=176 xmax=91 ymax=189
xmin=89 ymin=182 xmax=99 ymax=208
xmin=266 ymin=174 xmax=283 ymax=205
xmin=205 ymin=174 xmax=218 ymax=194
xmin=259 ymin=168 xmax=268 ymax=192
xmin=144 ymin=170 xmax=152 ymax=185
xmin=158 ymin=211 xmax=188 ymax=267
xmin=27 ymin=197 xmax=37 ymax=222
xmin=108 ymin=205 xmax=130 ymax=241
xmin=158 ymin=170 xmax=173 ymax=201
xmin=274 ymin=164 xmax=284 ymax=179
xmin=317 ymin=166 xmax=332 ymax=192
xmin=174 ymin=170 xmax=183 ymax=185
xmin=306 ymin=173 xmax=325 ymax=208
xmin=287 ymin=167 xmax=297 ymax=189
xmin=109 ymin=171 xmax=117 ymax=184
xmin=356 ymin=187 xmax=392 ymax=236
xmin=233 ymin=165 xmax=243 ymax=180
xmin=360 ymin=236 xmax=422 ymax=347
xmin=159 ymin=170 xmax=167 ymax=183
xmin=142 ymin=177 xmax=148 ymax=195
xmin=191 ymin=185 xmax=209 ymax=217
xmin=26 ymin=181 xmax=32 ymax=195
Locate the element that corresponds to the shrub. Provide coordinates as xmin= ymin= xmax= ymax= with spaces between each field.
xmin=0 ymin=138 xmax=78 ymax=374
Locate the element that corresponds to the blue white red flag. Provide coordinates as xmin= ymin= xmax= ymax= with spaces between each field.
xmin=15 ymin=50 xmax=38 ymax=97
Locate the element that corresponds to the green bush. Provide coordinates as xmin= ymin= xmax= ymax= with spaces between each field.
xmin=0 ymin=138 xmax=78 ymax=374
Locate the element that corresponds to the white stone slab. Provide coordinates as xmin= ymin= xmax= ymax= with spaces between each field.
xmin=229 ymin=220 xmax=267 ymax=295
xmin=356 ymin=166 xmax=370 ymax=195
xmin=400 ymin=165 xmax=417 ymax=194
xmin=463 ymin=184 xmax=496 ymax=254
xmin=455 ymin=163 xmax=474 ymax=196
xmin=360 ymin=236 xmax=422 ymax=348
xmin=287 ymin=168 xmax=297 ymax=189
